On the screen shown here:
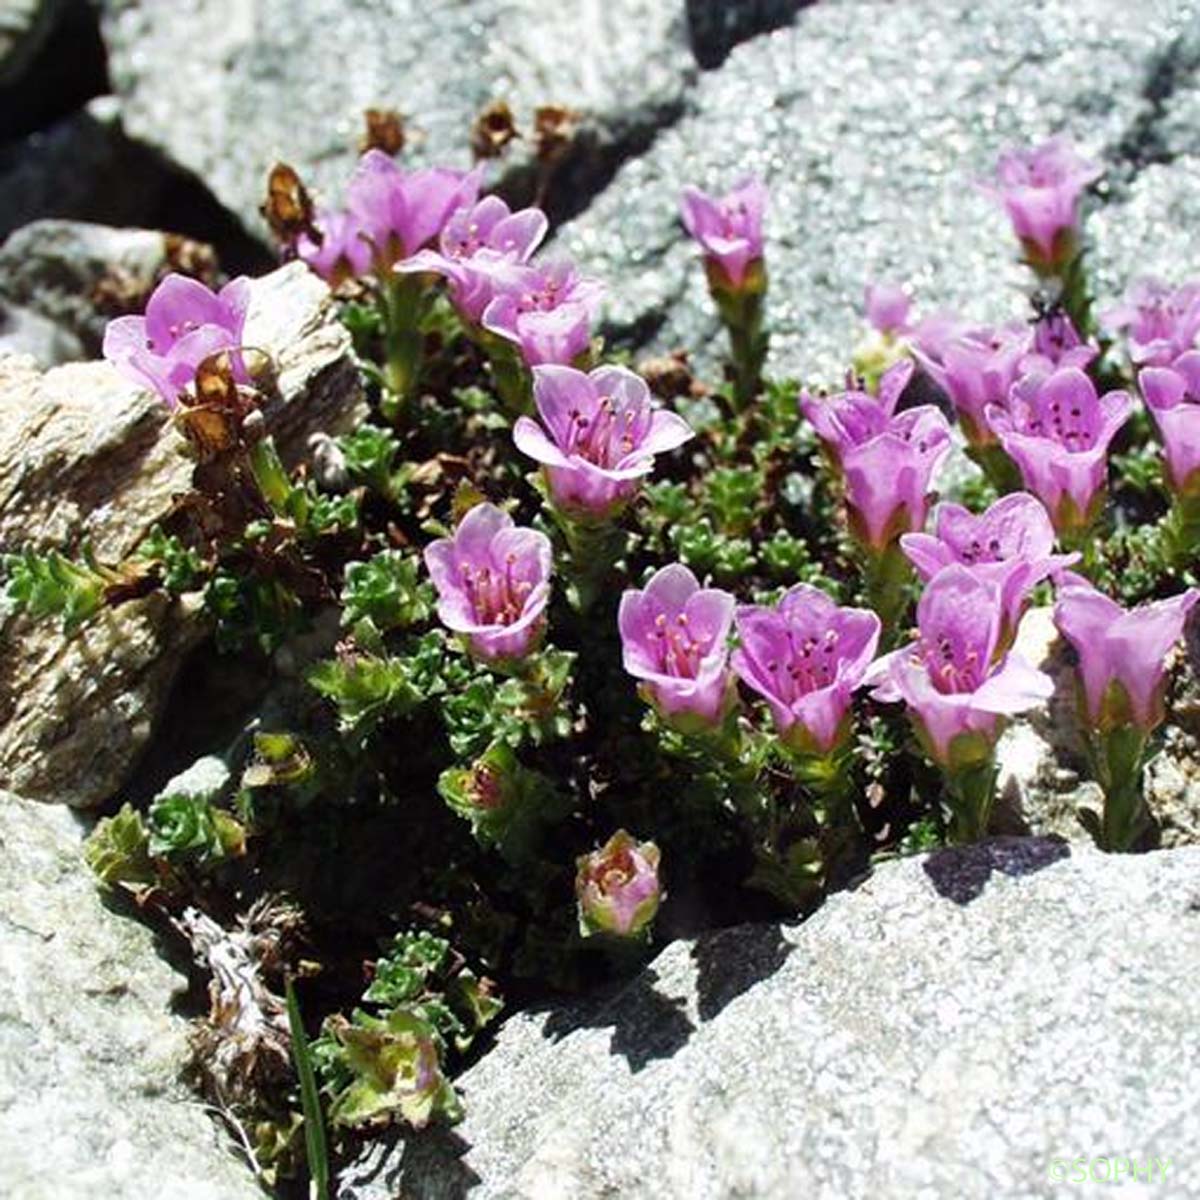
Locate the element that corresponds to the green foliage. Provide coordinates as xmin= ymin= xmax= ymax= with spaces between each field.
xmin=438 ymin=741 xmax=569 ymax=862
xmin=147 ymin=792 xmax=246 ymax=865
xmin=136 ymin=526 xmax=206 ymax=593
xmin=249 ymin=437 xmax=360 ymax=538
xmin=312 ymin=929 xmax=501 ymax=1130
xmin=670 ymin=517 xmax=755 ymax=583
xmin=706 ymin=465 xmax=762 ymax=536
xmin=337 ymin=424 xmax=410 ymax=505
xmin=341 ymin=551 xmax=433 ymax=632
xmin=2 ymin=545 xmax=106 ymax=633
xmin=438 ymin=649 xmax=575 ymax=759
xmin=84 ymin=803 xmax=157 ymax=892
xmin=205 ymin=568 xmax=305 ymax=654
xmin=307 ymin=654 xmax=424 ymax=737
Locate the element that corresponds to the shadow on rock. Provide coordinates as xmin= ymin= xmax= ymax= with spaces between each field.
xmin=339 ymin=1127 xmax=480 ymax=1200
xmin=542 ymin=966 xmax=695 ymax=1073
xmin=691 ymin=922 xmax=793 ymax=1023
xmin=922 ymin=836 xmax=1071 ymax=905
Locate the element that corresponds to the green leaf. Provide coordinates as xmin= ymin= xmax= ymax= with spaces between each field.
xmin=147 ymin=793 xmax=245 ymax=865
xmin=83 ymin=803 xmax=157 ymax=892
xmin=341 ymin=551 xmax=433 ymax=631
xmin=135 ymin=526 xmax=205 ymax=593
xmin=2 ymin=545 xmax=106 ymax=633
xmin=285 ymin=979 xmax=331 ymax=1200
xmin=307 ymin=654 xmax=424 ymax=736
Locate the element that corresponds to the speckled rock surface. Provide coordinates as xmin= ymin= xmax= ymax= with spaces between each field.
xmin=341 ymin=838 xmax=1200 ymax=1200
xmin=0 ymin=263 xmax=366 ymax=806
xmin=0 ymin=220 xmax=171 ymax=360
xmin=0 ymin=791 xmax=262 ymax=1200
xmin=557 ymin=0 xmax=1200 ymax=382
xmin=99 ymin=0 xmax=704 ymax=237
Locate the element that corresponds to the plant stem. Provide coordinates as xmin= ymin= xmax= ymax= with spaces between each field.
xmin=380 ymin=274 xmax=428 ymax=415
xmin=708 ymin=260 xmax=768 ymax=414
xmin=1089 ymin=725 xmax=1151 ymax=852
xmin=944 ymin=758 xmax=999 ymax=844
xmin=862 ymin=542 xmax=913 ymax=647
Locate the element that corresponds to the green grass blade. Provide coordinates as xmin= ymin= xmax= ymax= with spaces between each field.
xmin=285 ymin=977 xmax=331 ymax=1200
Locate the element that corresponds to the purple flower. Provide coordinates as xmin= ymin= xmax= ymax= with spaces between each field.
xmin=618 ymin=564 xmax=735 ymax=730
xmin=901 ymin=494 xmax=1079 ymax=644
xmin=397 ymin=195 xmax=548 ymax=322
xmin=864 ymin=281 xmax=913 ymax=335
xmin=679 ymin=178 xmax=767 ymax=289
xmin=423 ymin=502 xmax=552 ymax=664
xmin=732 ymin=585 xmax=880 ymax=755
xmin=983 ymin=137 xmax=1101 ymax=271
xmin=102 ymin=272 xmax=252 ymax=408
xmin=576 ymin=830 xmax=661 ymax=938
xmin=913 ymin=321 xmax=1031 ymax=446
xmin=799 ymin=359 xmax=915 ymax=464
xmin=1053 ymin=581 xmax=1199 ymax=732
xmin=346 ymin=150 xmax=483 ymax=268
xmin=296 ymin=208 xmax=374 ymax=287
xmin=985 ymin=367 xmax=1133 ymax=536
xmin=480 ymin=260 xmax=604 ymax=366
xmin=1023 ymin=311 xmax=1098 ymax=374
xmin=866 ymin=566 xmax=1054 ymax=768
xmin=1139 ymin=352 xmax=1200 ymax=498
xmin=1101 ymin=278 xmax=1200 ymax=367
xmin=514 ymin=365 xmax=694 ymax=518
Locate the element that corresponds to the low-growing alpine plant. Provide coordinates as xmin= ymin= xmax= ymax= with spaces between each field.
xmin=6 ymin=117 xmax=1198 ymax=1197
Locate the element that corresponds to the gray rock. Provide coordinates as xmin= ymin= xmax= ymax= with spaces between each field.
xmin=0 ymin=0 xmax=64 ymax=85
xmin=0 ymin=263 xmax=367 ymax=806
xmin=0 ymin=295 xmax=83 ymax=365
xmin=342 ymin=838 xmax=1200 ymax=1199
xmin=0 ymin=791 xmax=262 ymax=1200
xmin=0 ymin=220 xmax=171 ymax=358
xmin=556 ymin=0 xmax=1200 ymax=383
xmin=99 ymin=0 xmax=698 ymax=237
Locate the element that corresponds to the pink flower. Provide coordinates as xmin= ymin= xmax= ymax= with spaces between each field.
xmin=102 ymin=272 xmax=252 ymax=409
xmin=423 ymin=502 xmax=552 ymax=664
xmin=983 ymin=137 xmax=1101 ymax=271
xmin=1053 ymin=582 xmax=1199 ymax=732
xmin=864 ymin=281 xmax=913 ymax=335
xmin=867 ymin=566 xmax=1053 ymax=768
xmin=912 ymin=321 xmax=1031 ymax=446
xmin=618 ymin=564 xmax=735 ymax=731
xmin=396 ymin=195 xmax=548 ymax=322
xmin=296 ymin=208 xmax=374 ymax=287
xmin=514 ymin=365 xmax=693 ymax=518
xmin=1139 ymin=352 xmax=1200 ymax=498
xmin=679 ymin=178 xmax=767 ymax=289
xmin=901 ymin=494 xmax=1079 ymax=643
xmin=576 ymin=830 xmax=661 ymax=938
xmin=1101 ymin=278 xmax=1200 ymax=366
xmin=986 ymin=368 xmax=1132 ymax=537
xmin=1023 ymin=311 xmax=1098 ymax=374
xmin=480 ymin=260 xmax=604 ymax=366
xmin=799 ymin=359 xmax=916 ymax=464
xmin=346 ymin=149 xmax=483 ymax=268
xmin=732 ymin=585 xmax=880 ymax=755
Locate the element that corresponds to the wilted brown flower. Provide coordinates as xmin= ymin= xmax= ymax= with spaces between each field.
xmin=471 ymin=100 xmax=520 ymax=160
xmin=260 ymin=161 xmax=319 ymax=248
xmin=533 ymin=104 xmax=580 ymax=165
xmin=361 ymin=107 xmax=406 ymax=156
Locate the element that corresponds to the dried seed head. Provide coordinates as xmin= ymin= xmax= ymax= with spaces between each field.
xmin=361 ymin=106 xmax=406 ymax=155
xmin=534 ymin=104 xmax=580 ymax=165
xmin=471 ymin=99 xmax=520 ymax=160
xmin=260 ymin=161 xmax=319 ymax=248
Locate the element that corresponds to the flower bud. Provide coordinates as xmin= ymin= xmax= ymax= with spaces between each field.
xmin=575 ymin=830 xmax=661 ymax=939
